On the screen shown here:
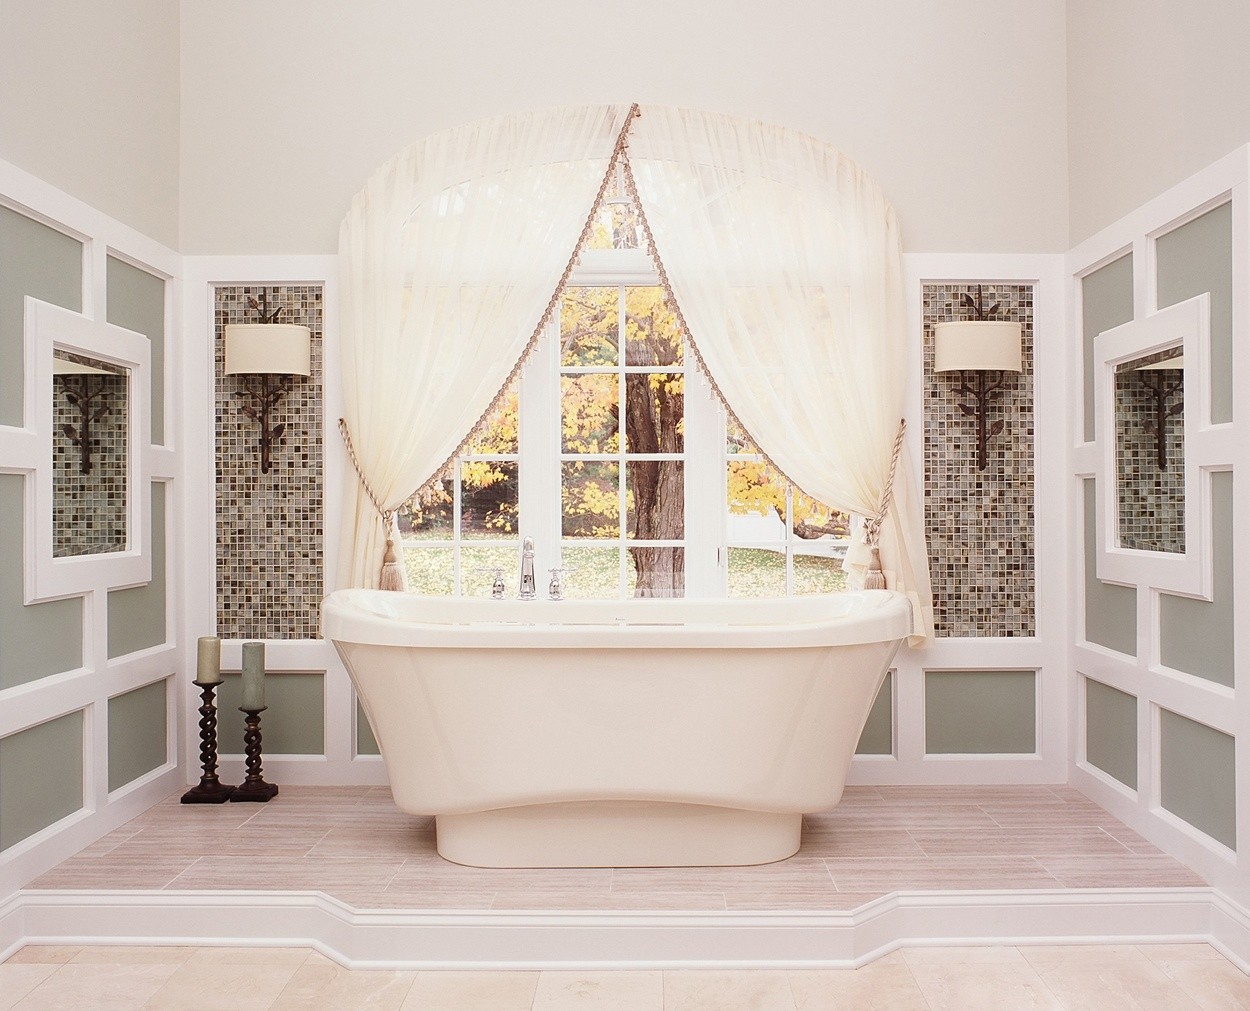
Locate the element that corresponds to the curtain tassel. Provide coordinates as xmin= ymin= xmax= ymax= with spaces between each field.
xmin=864 ymin=546 xmax=887 ymax=590
xmin=379 ymin=535 xmax=404 ymax=591
xmin=861 ymin=418 xmax=907 ymax=592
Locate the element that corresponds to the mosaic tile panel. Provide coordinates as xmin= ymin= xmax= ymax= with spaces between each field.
xmin=52 ymin=353 xmax=128 ymax=557
xmin=923 ymin=284 xmax=1035 ymax=637
xmin=1114 ymin=357 xmax=1185 ymax=553
xmin=215 ymin=286 xmax=323 ymax=639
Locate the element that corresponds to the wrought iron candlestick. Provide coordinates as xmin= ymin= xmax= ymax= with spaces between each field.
xmin=181 ymin=681 xmax=235 ymax=803
xmin=230 ymin=706 xmax=279 ymax=802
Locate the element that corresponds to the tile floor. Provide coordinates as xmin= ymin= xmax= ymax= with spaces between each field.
xmin=29 ymin=784 xmax=1203 ymax=910
xmin=3 ymin=941 xmax=1249 ymax=1009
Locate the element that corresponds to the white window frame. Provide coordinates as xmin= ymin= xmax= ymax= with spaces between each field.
xmin=401 ymin=246 xmax=851 ymax=598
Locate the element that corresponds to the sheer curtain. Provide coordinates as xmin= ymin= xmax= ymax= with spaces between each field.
xmin=629 ymin=107 xmax=933 ymax=638
xmin=337 ymin=105 xmax=631 ymax=589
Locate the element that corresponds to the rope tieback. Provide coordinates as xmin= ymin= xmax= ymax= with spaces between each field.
xmin=339 ymin=418 xmax=404 ymax=591
xmin=860 ymin=418 xmax=907 ymax=590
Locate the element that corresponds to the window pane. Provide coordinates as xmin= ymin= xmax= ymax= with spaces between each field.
xmin=465 ymin=383 xmax=519 ymax=454
xmin=462 ymin=544 xmax=521 ymax=597
xmin=791 ymin=487 xmax=849 ymax=541
xmin=562 ymin=461 xmax=619 ymax=537
xmin=726 ymin=417 xmax=754 ymax=455
xmin=626 ymin=460 xmax=684 ymax=539
xmin=561 ymin=545 xmax=621 ymax=598
xmin=794 ymin=553 xmax=848 ymax=595
xmin=561 ymin=287 xmax=618 ymax=366
xmin=585 ymin=200 xmax=641 ymax=251
xmin=628 ymin=546 xmax=684 ymax=597
xmin=728 ymin=546 xmax=786 ymax=597
xmin=624 ymin=287 xmax=682 ymax=366
xmin=460 ymin=461 xmax=518 ymax=538
xmin=561 ymin=374 xmax=619 ymax=453
xmin=726 ymin=459 xmax=787 ymax=539
xmin=403 ymin=546 xmax=454 ymax=595
xmin=398 ymin=484 xmax=453 ymax=539
xmin=623 ymin=372 xmax=684 ymax=453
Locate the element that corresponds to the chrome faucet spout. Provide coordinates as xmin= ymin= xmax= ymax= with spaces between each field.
xmin=519 ymin=537 xmax=537 ymax=599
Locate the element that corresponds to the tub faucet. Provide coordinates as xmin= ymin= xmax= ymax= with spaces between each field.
xmin=519 ymin=537 xmax=537 ymax=599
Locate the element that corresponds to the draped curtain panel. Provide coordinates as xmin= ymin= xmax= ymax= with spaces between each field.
xmin=627 ymin=107 xmax=933 ymax=638
xmin=337 ymin=104 xmax=632 ymax=590
xmin=337 ymin=103 xmax=933 ymax=638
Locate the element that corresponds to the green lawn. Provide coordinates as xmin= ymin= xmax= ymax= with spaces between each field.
xmin=402 ymin=543 xmax=847 ymax=597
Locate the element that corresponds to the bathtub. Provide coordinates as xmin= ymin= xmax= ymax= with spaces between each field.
xmin=323 ymin=588 xmax=911 ymax=868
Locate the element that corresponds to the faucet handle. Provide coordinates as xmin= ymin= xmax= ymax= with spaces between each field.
xmin=547 ymin=567 xmax=571 ymax=601
xmin=474 ymin=567 xmax=507 ymax=599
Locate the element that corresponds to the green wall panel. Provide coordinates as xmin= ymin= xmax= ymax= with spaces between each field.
xmin=108 ymin=679 xmax=168 ymax=792
xmin=0 ymin=710 xmax=84 ymax=851
xmin=106 ymin=256 xmax=165 ymax=444
xmin=1083 ymin=478 xmax=1137 ymax=655
xmin=1161 ymin=709 xmax=1236 ymax=850
xmin=0 ymin=474 xmax=83 ymax=690
xmin=107 ymin=482 xmax=166 ymax=658
xmin=925 ymin=670 xmax=1036 ymax=755
xmin=1160 ymin=472 xmax=1234 ymax=686
xmin=357 ymin=699 xmax=380 ymax=757
xmin=1081 ymin=252 xmax=1134 ymax=442
xmin=855 ymin=672 xmax=893 ymax=756
xmin=1084 ymin=678 xmax=1138 ymax=790
xmin=1156 ymin=203 xmax=1232 ymax=425
xmin=217 ymin=671 xmax=325 ymax=756
xmin=0 ymin=205 xmax=82 ymax=427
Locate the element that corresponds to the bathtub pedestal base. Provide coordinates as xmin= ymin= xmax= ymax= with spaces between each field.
xmin=435 ymin=801 xmax=802 ymax=868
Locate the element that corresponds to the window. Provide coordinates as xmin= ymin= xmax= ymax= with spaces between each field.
xmin=399 ymin=189 xmax=850 ymax=597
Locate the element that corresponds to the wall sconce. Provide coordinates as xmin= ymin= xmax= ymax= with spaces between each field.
xmin=934 ymin=287 xmax=1022 ymax=470
xmin=224 ymin=292 xmax=311 ymax=475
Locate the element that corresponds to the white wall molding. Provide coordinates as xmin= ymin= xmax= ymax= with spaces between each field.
xmin=0 ymin=158 xmax=183 ymax=898
xmin=849 ymin=253 xmax=1068 ymax=786
xmin=0 ymin=886 xmax=1235 ymax=970
xmin=1067 ymin=145 xmax=1249 ymax=906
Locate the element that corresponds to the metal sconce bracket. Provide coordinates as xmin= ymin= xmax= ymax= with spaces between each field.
xmin=1140 ymin=370 xmax=1183 ymax=471
xmin=57 ymin=374 xmax=112 ymax=474
xmin=953 ymin=369 xmax=1010 ymax=471
xmin=235 ymin=375 xmax=294 ymax=475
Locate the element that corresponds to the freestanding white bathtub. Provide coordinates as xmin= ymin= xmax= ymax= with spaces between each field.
xmin=323 ymin=588 xmax=911 ymax=868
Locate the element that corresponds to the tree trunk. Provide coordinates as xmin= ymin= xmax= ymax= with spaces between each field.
xmin=624 ymin=373 xmax=684 ymax=596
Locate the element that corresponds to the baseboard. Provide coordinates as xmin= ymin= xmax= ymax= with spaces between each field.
xmin=0 ymin=892 xmax=24 ymax=963
xmin=6 ymin=886 xmax=1241 ymax=969
xmin=1210 ymin=889 xmax=1250 ymax=973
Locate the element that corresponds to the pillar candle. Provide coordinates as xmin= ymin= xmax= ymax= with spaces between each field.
xmin=196 ymin=636 xmax=222 ymax=684
xmin=241 ymin=641 xmax=266 ymax=710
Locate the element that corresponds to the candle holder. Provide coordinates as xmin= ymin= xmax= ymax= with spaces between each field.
xmin=229 ymin=706 xmax=279 ymax=802
xmin=181 ymin=681 xmax=235 ymax=804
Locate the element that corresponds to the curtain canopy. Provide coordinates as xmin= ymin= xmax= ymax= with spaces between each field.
xmin=337 ymin=103 xmax=933 ymax=639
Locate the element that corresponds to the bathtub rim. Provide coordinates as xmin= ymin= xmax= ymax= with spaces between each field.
xmin=321 ymin=587 xmax=913 ymax=649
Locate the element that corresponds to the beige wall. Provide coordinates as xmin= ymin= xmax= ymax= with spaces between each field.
xmin=1067 ymin=0 xmax=1250 ymax=245
xmin=0 ymin=0 xmax=180 ymax=249
xmin=178 ymin=0 xmax=1069 ymax=255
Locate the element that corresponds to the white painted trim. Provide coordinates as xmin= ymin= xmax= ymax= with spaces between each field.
xmin=858 ymin=253 xmax=1068 ymax=786
xmin=1093 ymin=295 xmax=1211 ymax=597
xmin=179 ymin=257 xmax=349 ymax=781
xmin=0 ymin=159 xmax=183 ymax=897
xmin=1068 ymin=144 xmax=1248 ymax=910
xmin=0 ymin=886 xmax=1237 ymax=970
xmin=23 ymin=298 xmax=152 ymax=602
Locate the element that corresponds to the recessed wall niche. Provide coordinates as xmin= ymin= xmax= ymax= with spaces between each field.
xmin=923 ymin=284 xmax=1035 ymax=637
xmin=214 ymin=286 xmax=323 ymax=639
